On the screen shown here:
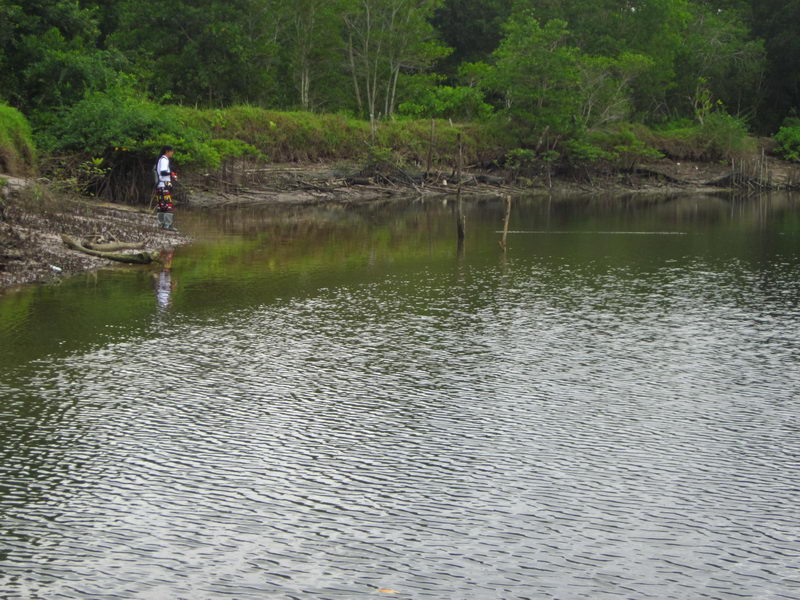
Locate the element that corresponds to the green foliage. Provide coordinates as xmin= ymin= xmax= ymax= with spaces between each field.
xmin=520 ymin=0 xmax=765 ymax=126
xmin=287 ymin=0 xmax=355 ymax=110
xmin=596 ymin=125 xmax=663 ymax=167
xmin=577 ymin=53 xmax=653 ymax=129
xmin=774 ymin=119 xmax=800 ymax=162
xmin=486 ymin=15 xmax=582 ymax=142
xmin=432 ymin=0 xmax=513 ymax=74
xmin=563 ymin=138 xmax=616 ymax=166
xmin=0 ymin=0 xmax=125 ymax=112
xmin=77 ymin=157 xmax=111 ymax=195
xmin=343 ymin=0 xmax=451 ymax=119
xmin=30 ymin=88 xmax=500 ymax=177
xmin=398 ymin=85 xmax=493 ymax=120
xmin=182 ymin=105 xmax=496 ymax=166
xmin=1 ymin=0 xmax=790 ymax=177
xmin=504 ymin=148 xmax=535 ymax=172
xmin=698 ymin=112 xmax=755 ymax=159
xmin=0 ymin=103 xmax=37 ymax=176
xmin=676 ymin=6 xmax=765 ymax=123
xmin=613 ymin=138 xmax=663 ymax=170
xmin=362 ymin=146 xmax=406 ymax=173
xmin=34 ymin=86 xmax=168 ymax=156
xmin=192 ymin=107 xmax=370 ymax=162
xmin=562 ymin=124 xmax=663 ymax=169
xmin=0 ymin=0 xmax=794 ymax=136
xmin=648 ymin=112 xmax=754 ymax=160
xmin=111 ymin=0 xmax=282 ymax=107
xmin=752 ymin=1 xmax=800 ymax=132
xmin=33 ymin=87 xmax=260 ymax=169
xmin=481 ymin=12 xmax=655 ymax=148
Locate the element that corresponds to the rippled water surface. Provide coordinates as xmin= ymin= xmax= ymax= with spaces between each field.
xmin=1 ymin=194 xmax=799 ymax=599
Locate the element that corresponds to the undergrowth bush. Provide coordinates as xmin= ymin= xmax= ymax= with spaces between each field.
xmin=562 ymin=124 xmax=662 ymax=169
xmin=0 ymin=104 xmax=37 ymax=176
xmin=648 ymin=113 xmax=754 ymax=161
xmin=398 ymin=86 xmax=493 ymax=120
xmin=774 ymin=118 xmax=800 ymax=162
xmin=34 ymin=87 xmax=261 ymax=169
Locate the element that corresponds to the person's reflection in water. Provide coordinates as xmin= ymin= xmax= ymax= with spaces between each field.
xmin=155 ymin=249 xmax=176 ymax=310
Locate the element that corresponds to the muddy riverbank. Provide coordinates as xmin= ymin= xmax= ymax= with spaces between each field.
xmin=0 ymin=179 xmax=188 ymax=290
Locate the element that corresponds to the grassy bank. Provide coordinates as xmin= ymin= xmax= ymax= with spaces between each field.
xmin=0 ymin=104 xmax=36 ymax=176
xmin=35 ymin=90 xmax=506 ymax=171
xmin=37 ymin=92 xmax=758 ymax=171
xmin=176 ymin=106 xmax=506 ymax=165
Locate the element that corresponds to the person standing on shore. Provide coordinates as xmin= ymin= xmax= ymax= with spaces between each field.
xmin=155 ymin=146 xmax=178 ymax=231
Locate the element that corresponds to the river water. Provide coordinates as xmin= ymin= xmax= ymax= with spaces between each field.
xmin=1 ymin=193 xmax=799 ymax=599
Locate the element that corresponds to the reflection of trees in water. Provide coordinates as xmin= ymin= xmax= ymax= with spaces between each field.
xmin=513 ymin=192 xmax=800 ymax=229
xmin=191 ymin=197 xmax=441 ymax=238
xmin=177 ymin=194 xmax=800 ymax=279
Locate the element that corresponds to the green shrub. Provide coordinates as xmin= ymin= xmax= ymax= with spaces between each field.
xmin=504 ymin=148 xmax=536 ymax=176
xmin=559 ymin=124 xmax=663 ymax=170
xmin=35 ymin=86 xmax=220 ymax=168
xmin=398 ymin=86 xmax=493 ymax=120
xmin=647 ymin=113 xmax=753 ymax=161
xmin=699 ymin=113 xmax=754 ymax=159
xmin=0 ymin=104 xmax=37 ymax=176
xmin=774 ymin=118 xmax=800 ymax=162
xmin=563 ymin=137 xmax=616 ymax=165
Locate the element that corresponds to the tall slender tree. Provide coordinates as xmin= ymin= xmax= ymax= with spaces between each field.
xmin=285 ymin=0 xmax=348 ymax=110
xmin=343 ymin=0 xmax=449 ymax=121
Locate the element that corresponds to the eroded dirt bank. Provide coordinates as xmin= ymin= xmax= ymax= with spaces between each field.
xmin=184 ymin=159 xmax=735 ymax=207
xmin=184 ymin=156 xmax=799 ymax=207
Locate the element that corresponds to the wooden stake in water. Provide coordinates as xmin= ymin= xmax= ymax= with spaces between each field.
xmin=500 ymin=194 xmax=512 ymax=252
xmin=456 ymin=133 xmax=465 ymax=242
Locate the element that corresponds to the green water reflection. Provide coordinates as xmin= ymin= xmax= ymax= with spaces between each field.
xmin=1 ymin=192 xmax=798 ymax=372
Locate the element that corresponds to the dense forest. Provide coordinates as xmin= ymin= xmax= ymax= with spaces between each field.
xmin=1 ymin=0 xmax=800 ymax=182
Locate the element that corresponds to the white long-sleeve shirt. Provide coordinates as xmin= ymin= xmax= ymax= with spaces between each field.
xmin=157 ymin=155 xmax=171 ymax=188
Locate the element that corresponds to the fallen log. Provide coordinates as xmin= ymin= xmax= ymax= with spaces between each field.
xmin=62 ymin=235 xmax=158 ymax=264
xmin=84 ymin=240 xmax=145 ymax=252
xmin=631 ymin=166 xmax=690 ymax=185
xmin=704 ymin=173 xmax=734 ymax=187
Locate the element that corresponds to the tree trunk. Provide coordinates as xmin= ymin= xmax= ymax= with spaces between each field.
xmin=347 ymin=30 xmax=364 ymax=115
